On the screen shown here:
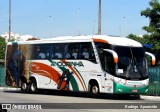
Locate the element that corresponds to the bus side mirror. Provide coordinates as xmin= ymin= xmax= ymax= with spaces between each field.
xmin=145 ymin=52 xmax=156 ymax=65
xmin=103 ymin=49 xmax=118 ymax=64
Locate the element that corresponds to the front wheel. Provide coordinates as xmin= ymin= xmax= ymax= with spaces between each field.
xmin=29 ymin=79 xmax=38 ymax=94
xmin=90 ymin=83 xmax=100 ymax=98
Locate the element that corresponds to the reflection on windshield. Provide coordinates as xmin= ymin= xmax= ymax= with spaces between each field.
xmin=118 ymin=57 xmax=130 ymax=70
xmin=113 ymin=46 xmax=148 ymax=80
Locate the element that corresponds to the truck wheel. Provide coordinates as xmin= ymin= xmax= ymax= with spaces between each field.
xmin=29 ymin=79 xmax=38 ymax=94
xmin=90 ymin=83 xmax=99 ymax=98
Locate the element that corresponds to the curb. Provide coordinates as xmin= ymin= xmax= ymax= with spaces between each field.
xmin=0 ymin=87 xmax=20 ymax=91
xmin=140 ymin=95 xmax=160 ymax=101
xmin=0 ymin=87 xmax=160 ymax=100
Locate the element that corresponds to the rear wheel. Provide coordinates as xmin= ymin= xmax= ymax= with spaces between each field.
xmin=29 ymin=79 xmax=38 ymax=94
xmin=20 ymin=80 xmax=29 ymax=93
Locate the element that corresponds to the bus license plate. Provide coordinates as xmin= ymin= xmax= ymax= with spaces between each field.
xmin=132 ymin=90 xmax=138 ymax=93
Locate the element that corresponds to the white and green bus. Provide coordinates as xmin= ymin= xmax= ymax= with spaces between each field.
xmin=5 ymin=35 xmax=155 ymax=96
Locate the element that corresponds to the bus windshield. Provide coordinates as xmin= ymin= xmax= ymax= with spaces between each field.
xmin=113 ymin=46 xmax=148 ymax=80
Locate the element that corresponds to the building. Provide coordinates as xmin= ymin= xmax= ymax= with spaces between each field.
xmin=1 ymin=32 xmax=37 ymax=43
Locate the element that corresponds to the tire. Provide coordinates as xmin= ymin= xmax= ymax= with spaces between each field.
xmin=20 ymin=80 xmax=29 ymax=93
xmin=90 ymin=83 xmax=100 ymax=98
xmin=29 ymin=79 xmax=38 ymax=94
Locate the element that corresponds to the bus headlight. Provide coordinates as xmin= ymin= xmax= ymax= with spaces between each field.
xmin=118 ymin=88 xmax=122 ymax=92
xmin=145 ymin=89 xmax=148 ymax=93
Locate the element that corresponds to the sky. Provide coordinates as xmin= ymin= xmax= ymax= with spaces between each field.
xmin=0 ymin=0 xmax=156 ymax=38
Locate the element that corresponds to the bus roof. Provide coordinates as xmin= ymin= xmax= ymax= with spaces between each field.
xmin=92 ymin=35 xmax=142 ymax=47
xmin=7 ymin=35 xmax=142 ymax=47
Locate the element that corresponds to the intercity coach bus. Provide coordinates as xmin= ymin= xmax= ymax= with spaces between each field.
xmin=5 ymin=35 xmax=155 ymax=97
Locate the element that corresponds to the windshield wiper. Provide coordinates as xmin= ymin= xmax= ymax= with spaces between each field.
xmin=134 ymin=58 xmax=143 ymax=77
xmin=126 ymin=60 xmax=133 ymax=78
xmin=125 ymin=47 xmax=134 ymax=78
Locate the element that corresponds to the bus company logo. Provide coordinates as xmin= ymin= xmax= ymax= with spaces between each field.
xmin=51 ymin=61 xmax=84 ymax=67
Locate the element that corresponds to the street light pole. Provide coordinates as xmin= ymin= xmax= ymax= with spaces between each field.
xmin=98 ymin=0 xmax=101 ymax=35
xmin=49 ymin=16 xmax=52 ymax=38
xmin=9 ymin=0 xmax=11 ymax=42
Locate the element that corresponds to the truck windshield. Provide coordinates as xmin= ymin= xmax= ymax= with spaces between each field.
xmin=113 ymin=46 xmax=148 ymax=80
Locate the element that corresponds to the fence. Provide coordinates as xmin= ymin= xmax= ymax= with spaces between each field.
xmin=148 ymin=66 xmax=160 ymax=96
xmin=0 ymin=65 xmax=6 ymax=87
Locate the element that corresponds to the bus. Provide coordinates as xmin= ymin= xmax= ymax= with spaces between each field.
xmin=5 ymin=35 xmax=155 ymax=97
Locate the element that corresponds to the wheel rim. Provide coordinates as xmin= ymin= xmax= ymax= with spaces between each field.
xmin=92 ymin=86 xmax=98 ymax=94
xmin=21 ymin=83 xmax=27 ymax=90
xmin=31 ymin=83 xmax=36 ymax=92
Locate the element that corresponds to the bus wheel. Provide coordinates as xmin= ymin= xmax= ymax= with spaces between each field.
xmin=29 ymin=79 xmax=38 ymax=94
xmin=21 ymin=81 xmax=29 ymax=93
xmin=90 ymin=83 xmax=99 ymax=98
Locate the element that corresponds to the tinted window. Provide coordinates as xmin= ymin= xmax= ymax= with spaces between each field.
xmin=28 ymin=42 xmax=96 ymax=63
xmin=37 ymin=44 xmax=53 ymax=59
xmin=66 ymin=42 xmax=96 ymax=63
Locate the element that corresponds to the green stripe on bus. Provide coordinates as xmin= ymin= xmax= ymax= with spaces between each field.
xmin=48 ymin=59 xmax=79 ymax=91
xmin=58 ymin=67 xmax=79 ymax=91
xmin=74 ymin=67 xmax=87 ymax=91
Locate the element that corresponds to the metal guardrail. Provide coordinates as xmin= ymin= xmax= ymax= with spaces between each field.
xmin=0 ymin=66 xmax=6 ymax=87
xmin=148 ymin=66 xmax=160 ymax=96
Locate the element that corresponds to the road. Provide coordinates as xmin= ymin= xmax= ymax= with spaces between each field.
xmin=0 ymin=89 xmax=160 ymax=112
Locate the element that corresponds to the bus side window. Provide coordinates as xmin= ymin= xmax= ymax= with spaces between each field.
xmin=72 ymin=49 xmax=78 ymax=59
xmin=81 ymin=42 xmax=96 ymax=63
xmin=37 ymin=45 xmax=46 ymax=59
xmin=64 ymin=44 xmax=71 ymax=59
xmin=38 ymin=49 xmax=46 ymax=59
xmin=82 ymin=48 xmax=89 ymax=59
xmin=68 ymin=43 xmax=80 ymax=59
xmin=37 ymin=44 xmax=52 ymax=60
xmin=52 ymin=44 xmax=64 ymax=59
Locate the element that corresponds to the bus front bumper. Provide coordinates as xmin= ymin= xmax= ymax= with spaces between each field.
xmin=113 ymin=82 xmax=148 ymax=94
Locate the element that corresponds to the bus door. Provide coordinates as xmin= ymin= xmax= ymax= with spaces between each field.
xmin=101 ymin=49 xmax=118 ymax=93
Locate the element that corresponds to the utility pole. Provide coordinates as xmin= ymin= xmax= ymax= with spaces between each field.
xmin=9 ymin=0 xmax=11 ymax=42
xmin=98 ymin=0 xmax=101 ymax=35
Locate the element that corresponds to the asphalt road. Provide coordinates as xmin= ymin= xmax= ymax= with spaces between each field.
xmin=0 ymin=89 xmax=160 ymax=112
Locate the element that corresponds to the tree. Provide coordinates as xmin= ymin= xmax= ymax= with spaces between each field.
xmin=141 ymin=0 xmax=160 ymax=52
xmin=127 ymin=34 xmax=145 ymax=43
xmin=127 ymin=34 xmax=152 ymax=47
xmin=138 ymin=0 xmax=160 ymax=65
xmin=0 ymin=36 xmax=6 ymax=62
